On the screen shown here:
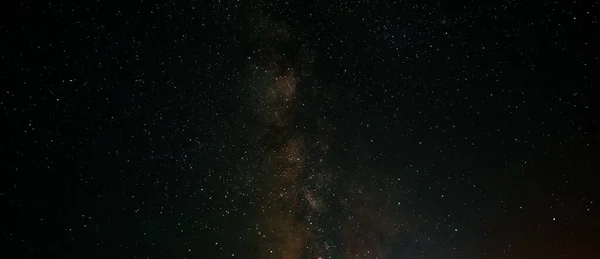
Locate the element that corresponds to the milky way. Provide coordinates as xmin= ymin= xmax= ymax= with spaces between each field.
xmin=240 ymin=16 xmax=408 ymax=259
xmin=246 ymin=16 xmax=319 ymax=259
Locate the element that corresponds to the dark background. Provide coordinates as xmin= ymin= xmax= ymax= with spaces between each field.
xmin=3 ymin=0 xmax=599 ymax=258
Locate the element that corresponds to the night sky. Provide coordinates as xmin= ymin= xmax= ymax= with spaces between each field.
xmin=5 ymin=1 xmax=600 ymax=258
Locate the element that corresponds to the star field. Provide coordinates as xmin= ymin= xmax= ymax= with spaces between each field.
xmin=4 ymin=0 xmax=599 ymax=258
